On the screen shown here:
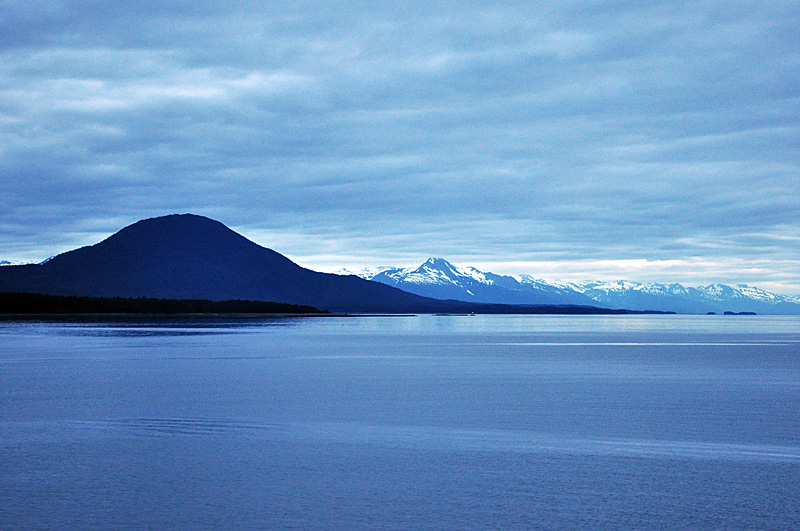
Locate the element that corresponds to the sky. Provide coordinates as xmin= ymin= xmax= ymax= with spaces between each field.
xmin=1 ymin=1 xmax=799 ymax=293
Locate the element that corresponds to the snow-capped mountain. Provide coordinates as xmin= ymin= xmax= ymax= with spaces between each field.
xmin=556 ymin=280 xmax=800 ymax=314
xmin=336 ymin=266 xmax=397 ymax=280
xmin=360 ymin=258 xmax=600 ymax=306
xmin=0 ymin=258 xmax=53 ymax=266
xmin=349 ymin=258 xmax=800 ymax=314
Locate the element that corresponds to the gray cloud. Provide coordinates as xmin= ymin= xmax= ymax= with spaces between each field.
xmin=1 ymin=1 xmax=798 ymax=292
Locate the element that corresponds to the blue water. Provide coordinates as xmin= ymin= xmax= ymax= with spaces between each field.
xmin=1 ymin=315 xmax=799 ymax=529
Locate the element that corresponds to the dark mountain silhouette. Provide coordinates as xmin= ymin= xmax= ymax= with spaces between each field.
xmin=0 ymin=214 xmax=645 ymax=314
xmin=0 ymin=214 xmax=451 ymax=313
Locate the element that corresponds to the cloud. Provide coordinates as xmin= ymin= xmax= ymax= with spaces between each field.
xmin=1 ymin=1 xmax=798 ymax=292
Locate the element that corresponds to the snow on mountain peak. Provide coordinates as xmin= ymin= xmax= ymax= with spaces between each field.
xmin=0 ymin=259 xmax=48 ymax=266
xmin=340 ymin=257 xmax=800 ymax=313
xmin=335 ymin=266 xmax=394 ymax=279
xmin=381 ymin=258 xmax=495 ymax=286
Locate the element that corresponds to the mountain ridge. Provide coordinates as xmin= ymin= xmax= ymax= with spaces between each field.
xmin=364 ymin=258 xmax=598 ymax=306
xmin=346 ymin=258 xmax=800 ymax=314
xmin=4 ymin=215 xmax=790 ymax=314
xmin=0 ymin=214 xmax=630 ymax=315
xmin=0 ymin=214 xmax=439 ymax=313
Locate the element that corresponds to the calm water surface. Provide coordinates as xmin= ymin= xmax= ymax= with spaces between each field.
xmin=1 ymin=314 xmax=799 ymax=529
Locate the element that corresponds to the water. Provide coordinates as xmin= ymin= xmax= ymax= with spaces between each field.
xmin=1 ymin=314 xmax=799 ymax=529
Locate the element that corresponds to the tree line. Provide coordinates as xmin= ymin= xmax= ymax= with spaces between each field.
xmin=0 ymin=292 xmax=325 ymax=315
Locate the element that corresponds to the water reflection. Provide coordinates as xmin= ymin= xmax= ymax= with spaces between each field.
xmin=0 ymin=315 xmax=319 ymax=338
xmin=11 ymin=417 xmax=800 ymax=463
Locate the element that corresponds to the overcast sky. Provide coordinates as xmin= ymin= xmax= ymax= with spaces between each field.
xmin=2 ymin=1 xmax=799 ymax=292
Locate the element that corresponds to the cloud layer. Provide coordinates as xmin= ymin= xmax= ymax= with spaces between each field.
xmin=2 ymin=1 xmax=799 ymax=292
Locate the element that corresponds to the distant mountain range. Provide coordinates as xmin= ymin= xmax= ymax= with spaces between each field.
xmin=0 ymin=214 xmax=636 ymax=315
xmin=341 ymin=258 xmax=800 ymax=315
xmin=0 ymin=258 xmax=51 ymax=266
xmin=356 ymin=258 xmax=599 ymax=306
xmin=552 ymin=279 xmax=800 ymax=315
xmin=4 ymin=214 xmax=794 ymax=314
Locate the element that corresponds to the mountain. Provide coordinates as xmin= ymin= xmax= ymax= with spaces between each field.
xmin=9 ymin=215 xmax=786 ymax=314
xmin=558 ymin=280 xmax=800 ymax=315
xmin=363 ymin=258 xmax=598 ymax=306
xmin=352 ymin=259 xmax=800 ymax=315
xmin=0 ymin=214 xmax=454 ymax=314
xmin=0 ymin=214 xmax=633 ymax=315
xmin=1 ymin=259 xmax=39 ymax=266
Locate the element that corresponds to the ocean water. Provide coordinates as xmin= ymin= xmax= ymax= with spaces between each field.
xmin=1 ymin=314 xmax=799 ymax=529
